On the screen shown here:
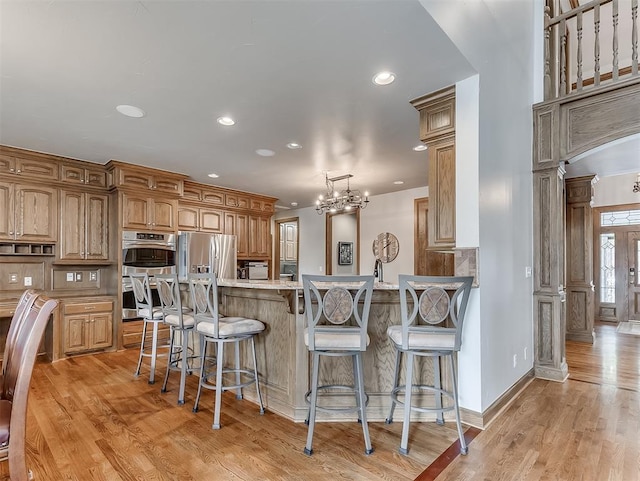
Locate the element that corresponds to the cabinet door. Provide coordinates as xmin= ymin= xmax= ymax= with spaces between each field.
xmin=60 ymin=165 xmax=87 ymax=185
xmin=90 ymin=313 xmax=113 ymax=349
xmin=225 ymin=193 xmax=250 ymax=209
xmin=15 ymin=158 xmax=59 ymax=180
xmin=236 ymin=214 xmax=249 ymax=258
xmin=284 ymin=224 xmax=297 ymax=261
xmin=427 ymin=137 xmax=456 ymax=248
xmin=151 ymin=199 xmax=176 ymax=231
xmin=15 ymin=184 xmax=58 ymax=242
xmin=85 ymin=193 xmax=109 ymax=260
xmin=64 ymin=315 xmax=89 ymax=354
xmin=59 ymin=190 xmax=85 ymax=260
xmin=201 ymin=191 xmax=225 ymax=205
xmin=119 ymin=171 xmax=153 ymax=190
xmin=0 ymin=182 xmax=15 ymax=241
xmin=122 ymin=194 xmax=151 ymax=230
xmin=0 ymin=154 xmax=16 ymax=174
xmin=200 ymin=208 xmax=224 ymax=233
xmin=178 ymin=205 xmax=199 ymax=231
xmin=153 ymin=177 xmax=182 ymax=194
xmin=249 ymin=215 xmax=270 ymax=257
xmin=85 ymin=168 xmax=107 ymax=187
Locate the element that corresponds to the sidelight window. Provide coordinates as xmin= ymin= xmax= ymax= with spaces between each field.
xmin=599 ymin=233 xmax=616 ymax=303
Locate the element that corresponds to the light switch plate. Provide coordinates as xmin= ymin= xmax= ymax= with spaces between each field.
xmin=66 ymin=272 xmax=75 ymax=282
xmin=24 ymin=276 xmax=32 ymax=287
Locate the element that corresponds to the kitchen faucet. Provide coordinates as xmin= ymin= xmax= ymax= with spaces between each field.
xmin=373 ymin=259 xmax=383 ymax=283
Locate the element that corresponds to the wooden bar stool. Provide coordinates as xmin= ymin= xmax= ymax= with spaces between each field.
xmin=301 ymin=274 xmax=375 ymax=456
xmin=386 ymin=275 xmax=473 ymax=455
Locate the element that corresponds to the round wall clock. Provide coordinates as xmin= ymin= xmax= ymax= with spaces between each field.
xmin=372 ymin=232 xmax=399 ymax=263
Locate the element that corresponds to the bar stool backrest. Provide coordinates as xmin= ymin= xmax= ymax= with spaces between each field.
xmin=130 ymin=273 xmax=156 ymax=319
xmin=188 ymin=273 xmax=221 ymax=338
xmin=2 ymin=289 xmax=39 ymax=379
xmin=398 ymin=275 xmax=473 ymax=351
xmin=155 ymin=274 xmax=187 ymax=328
xmin=302 ymin=275 xmax=374 ymax=352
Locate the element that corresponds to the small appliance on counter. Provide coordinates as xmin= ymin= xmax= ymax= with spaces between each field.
xmin=247 ymin=262 xmax=269 ymax=280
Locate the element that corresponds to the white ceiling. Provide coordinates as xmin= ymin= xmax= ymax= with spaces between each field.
xmin=565 ymin=133 xmax=640 ymax=179
xmin=0 ymin=0 xmax=477 ymax=209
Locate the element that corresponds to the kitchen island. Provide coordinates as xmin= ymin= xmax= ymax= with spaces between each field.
xmin=216 ymin=279 xmax=442 ymax=423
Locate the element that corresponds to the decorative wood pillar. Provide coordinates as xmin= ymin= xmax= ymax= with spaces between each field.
xmin=533 ymin=102 xmax=568 ymax=381
xmin=565 ymin=176 xmax=597 ymax=343
xmin=411 ymin=86 xmax=456 ymax=250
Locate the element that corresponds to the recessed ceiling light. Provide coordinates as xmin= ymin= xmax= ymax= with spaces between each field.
xmin=413 ymin=144 xmax=427 ymax=152
xmin=287 ymin=142 xmax=302 ymax=149
xmin=291 ymin=202 xmax=298 ymax=207
xmin=208 ymin=173 xmax=220 ymax=178
xmin=373 ymin=71 xmax=396 ymax=86
xmin=116 ymin=104 xmax=145 ymax=118
xmin=217 ymin=116 xmax=235 ymax=126
xmin=394 ymin=181 xmax=404 ymax=185
xmin=256 ymin=149 xmax=275 ymax=157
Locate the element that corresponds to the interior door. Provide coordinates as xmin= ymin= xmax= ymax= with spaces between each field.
xmin=628 ymin=231 xmax=640 ymax=321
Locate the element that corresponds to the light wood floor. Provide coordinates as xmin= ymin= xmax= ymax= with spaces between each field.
xmin=1 ymin=348 xmax=461 ymax=481
xmin=3 ymin=321 xmax=639 ymax=480
xmin=435 ymin=322 xmax=640 ymax=480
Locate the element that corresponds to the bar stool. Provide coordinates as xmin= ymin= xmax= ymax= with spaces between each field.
xmin=386 ymin=275 xmax=473 ymax=455
xmin=130 ymin=273 xmax=166 ymax=384
xmin=188 ymin=273 xmax=265 ymax=430
xmin=301 ymin=274 xmax=374 ymax=456
xmin=155 ymin=273 xmax=197 ymax=405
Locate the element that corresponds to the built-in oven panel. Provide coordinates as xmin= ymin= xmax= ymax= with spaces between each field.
xmin=121 ymin=231 xmax=177 ymax=320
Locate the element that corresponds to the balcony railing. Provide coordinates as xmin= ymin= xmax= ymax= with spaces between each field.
xmin=545 ymin=0 xmax=639 ymax=100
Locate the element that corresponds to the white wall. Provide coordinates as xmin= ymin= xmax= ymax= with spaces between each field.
xmin=275 ymin=186 xmax=428 ymax=281
xmin=593 ymin=173 xmax=640 ymax=207
xmin=423 ymin=0 xmax=541 ymax=412
xmin=332 ymin=213 xmax=358 ymax=275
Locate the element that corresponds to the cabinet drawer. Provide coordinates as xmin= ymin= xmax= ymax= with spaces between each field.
xmin=64 ymin=301 xmax=113 ymax=315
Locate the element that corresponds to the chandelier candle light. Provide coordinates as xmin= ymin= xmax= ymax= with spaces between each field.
xmin=315 ymin=174 xmax=369 ymax=215
xmin=634 ymin=173 xmax=640 ymax=193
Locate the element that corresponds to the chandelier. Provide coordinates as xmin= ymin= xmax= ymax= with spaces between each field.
xmin=634 ymin=174 xmax=640 ymax=193
xmin=315 ymin=174 xmax=369 ymax=215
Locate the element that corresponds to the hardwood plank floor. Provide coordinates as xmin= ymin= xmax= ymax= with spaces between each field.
xmin=0 ymin=348 xmax=461 ymax=480
xmin=434 ymin=322 xmax=640 ymax=480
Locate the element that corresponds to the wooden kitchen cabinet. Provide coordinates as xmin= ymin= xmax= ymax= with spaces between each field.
xmin=426 ymin=136 xmax=456 ymax=248
xmin=60 ymin=163 xmax=107 ymax=187
xmin=178 ymin=205 xmax=224 ymax=233
xmin=122 ymin=193 xmax=176 ymax=232
xmin=0 ymin=153 xmax=59 ymax=181
xmin=107 ymin=160 xmax=186 ymax=196
xmin=63 ymin=299 xmax=113 ymax=355
xmin=0 ymin=182 xmax=58 ymax=242
xmin=59 ymin=190 xmax=109 ymax=261
xmin=224 ymin=212 xmax=248 ymax=258
xmin=248 ymin=215 xmax=270 ymax=258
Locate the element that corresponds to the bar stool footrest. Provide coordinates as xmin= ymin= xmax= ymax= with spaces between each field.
xmin=390 ymin=384 xmax=455 ymax=414
xmin=305 ymin=384 xmax=370 ymax=414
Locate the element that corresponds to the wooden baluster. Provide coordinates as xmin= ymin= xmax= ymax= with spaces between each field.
xmin=544 ymin=5 xmax=552 ymax=99
xmin=633 ymin=0 xmax=638 ymax=75
xmin=594 ymin=4 xmax=601 ymax=86
xmin=560 ymin=18 xmax=567 ymax=95
xmin=577 ymin=11 xmax=583 ymax=91
xmin=613 ymin=0 xmax=619 ymax=81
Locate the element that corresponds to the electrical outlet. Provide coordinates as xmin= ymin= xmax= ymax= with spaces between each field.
xmin=513 ymin=354 xmax=517 ymax=368
xmin=525 ymin=266 xmax=532 ymax=278
xmin=24 ymin=276 xmax=32 ymax=287
xmin=75 ymin=272 xmax=82 ymax=282
xmin=89 ymin=271 xmax=98 ymax=281
xmin=9 ymin=273 xmax=18 ymax=284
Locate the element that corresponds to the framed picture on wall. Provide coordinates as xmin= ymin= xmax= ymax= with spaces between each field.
xmin=338 ymin=241 xmax=353 ymax=265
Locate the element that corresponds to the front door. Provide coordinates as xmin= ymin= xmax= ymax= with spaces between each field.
xmin=628 ymin=231 xmax=640 ymax=321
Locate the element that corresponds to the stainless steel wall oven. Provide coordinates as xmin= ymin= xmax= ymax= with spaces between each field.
xmin=121 ymin=231 xmax=176 ymax=320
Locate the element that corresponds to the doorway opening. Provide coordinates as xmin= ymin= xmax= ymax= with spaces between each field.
xmin=274 ymin=217 xmax=299 ymax=281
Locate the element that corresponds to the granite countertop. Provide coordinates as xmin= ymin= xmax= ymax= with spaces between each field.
xmin=217 ymin=279 xmax=400 ymax=290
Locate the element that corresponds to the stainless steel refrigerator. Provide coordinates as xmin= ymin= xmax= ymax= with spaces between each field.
xmin=177 ymin=232 xmax=237 ymax=281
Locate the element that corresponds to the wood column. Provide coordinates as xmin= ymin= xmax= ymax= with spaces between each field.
xmin=533 ymin=102 xmax=568 ymax=381
xmin=565 ymin=176 xmax=597 ymax=343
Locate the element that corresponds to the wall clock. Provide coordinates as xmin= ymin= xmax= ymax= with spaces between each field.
xmin=372 ymin=232 xmax=399 ymax=263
